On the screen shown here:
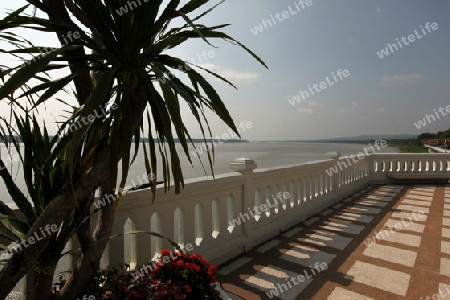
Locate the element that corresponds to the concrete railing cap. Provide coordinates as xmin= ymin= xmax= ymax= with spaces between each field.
xmin=229 ymin=157 xmax=257 ymax=173
xmin=326 ymin=151 xmax=341 ymax=159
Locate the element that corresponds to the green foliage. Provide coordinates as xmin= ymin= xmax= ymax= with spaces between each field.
xmin=0 ymin=113 xmax=84 ymax=269
xmin=0 ymin=0 xmax=266 ymax=297
xmin=417 ymin=128 xmax=450 ymax=144
xmin=385 ymin=139 xmax=428 ymax=153
xmin=54 ymin=250 xmax=220 ymax=299
xmin=390 ymin=127 xmax=450 ymax=153
xmin=0 ymin=0 xmax=267 ymax=202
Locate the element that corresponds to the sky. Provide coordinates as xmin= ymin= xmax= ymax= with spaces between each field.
xmin=0 ymin=0 xmax=449 ymax=141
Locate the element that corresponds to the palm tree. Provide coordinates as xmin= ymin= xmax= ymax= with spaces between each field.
xmin=0 ymin=0 xmax=267 ymax=299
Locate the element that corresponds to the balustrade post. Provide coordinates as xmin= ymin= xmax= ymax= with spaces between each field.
xmin=327 ymin=151 xmax=341 ymax=202
xmin=366 ymin=149 xmax=375 ymax=181
xmin=229 ymin=158 xmax=257 ymax=247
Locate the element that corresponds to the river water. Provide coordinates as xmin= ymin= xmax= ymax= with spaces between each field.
xmin=0 ymin=141 xmax=398 ymax=206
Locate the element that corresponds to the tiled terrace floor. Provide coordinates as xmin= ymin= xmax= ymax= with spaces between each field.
xmin=217 ymin=184 xmax=450 ymax=300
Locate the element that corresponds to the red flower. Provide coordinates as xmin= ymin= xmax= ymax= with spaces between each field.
xmin=207 ymin=265 xmax=217 ymax=276
xmin=88 ymin=252 xmax=221 ymax=299
xmin=185 ymin=262 xmax=200 ymax=272
xmin=175 ymin=260 xmax=185 ymax=268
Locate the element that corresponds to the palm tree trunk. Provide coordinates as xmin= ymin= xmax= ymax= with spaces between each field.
xmin=34 ymin=265 xmax=57 ymax=300
xmin=0 ymin=147 xmax=112 ymax=299
xmin=58 ymin=183 xmax=115 ymax=300
xmin=58 ymin=88 xmax=148 ymax=299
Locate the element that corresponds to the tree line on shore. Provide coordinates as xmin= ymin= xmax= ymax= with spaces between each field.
xmin=305 ymin=128 xmax=450 ymax=153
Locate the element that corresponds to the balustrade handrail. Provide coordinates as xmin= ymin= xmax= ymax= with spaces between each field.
xmin=11 ymin=152 xmax=450 ymax=299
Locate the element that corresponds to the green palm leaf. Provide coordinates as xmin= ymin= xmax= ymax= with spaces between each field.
xmin=0 ymin=1 xmax=267 ymax=297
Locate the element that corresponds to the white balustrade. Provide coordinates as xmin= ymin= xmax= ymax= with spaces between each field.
xmin=85 ymin=153 xmax=373 ymax=268
xmin=370 ymin=153 xmax=450 ymax=182
xmin=15 ymin=152 xmax=450 ymax=299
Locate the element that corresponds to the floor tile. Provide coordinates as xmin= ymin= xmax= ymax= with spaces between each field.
xmin=344 ymin=261 xmax=410 ymax=296
xmin=244 ymin=265 xmax=312 ymax=300
xmin=362 ymin=243 xmax=417 ymax=267
xmin=383 ymin=219 xmax=425 ymax=233
xmin=327 ymin=287 xmax=374 ymax=300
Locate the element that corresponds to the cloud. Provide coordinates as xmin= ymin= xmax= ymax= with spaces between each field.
xmin=367 ymin=106 xmax=386 ymax=114
xmin=307 ymin=100 xmax=323 ymax=107
xmin=376 ymin=7 xmax=383 ymax=15
xmin=197 ymin=63 xmax=260 ymax=84
xmin=379 ymin=73 xmax=424 ymax=86
xmin=296 ymin=100 xmax=322 ymax=114
xmin=297 ymin=108 xmax=315 ymax=114
xmin=339 ymin=101 xmax=358 ymax=114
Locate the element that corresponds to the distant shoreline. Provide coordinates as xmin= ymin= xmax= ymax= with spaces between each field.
xmin=1 ymin=137 xmax=250 ymax=144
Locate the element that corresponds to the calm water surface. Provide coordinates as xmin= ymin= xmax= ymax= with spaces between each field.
xmin=0 ymin=142 xmax=399 ymax=206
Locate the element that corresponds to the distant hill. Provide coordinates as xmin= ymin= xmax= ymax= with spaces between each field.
xmin=311 ymin=134 xmax=417 ymax=142
xmin=266 ymin=134 xmax=417 ymax=143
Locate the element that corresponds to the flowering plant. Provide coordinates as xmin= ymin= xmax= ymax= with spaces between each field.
xmin=150 ymin=250 xmax=220 ymax=299
xmin=102 ymin=270 xmax=185 ymax=299
xmin=52 ymin=250 xmax=221 ymax=299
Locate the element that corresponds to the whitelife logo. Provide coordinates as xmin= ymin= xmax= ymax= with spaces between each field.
xmin=413 ymin=105 xmax=450 ymax=129
xmin=325 ymin=139 xmax=388 ymax=177
xmin=116 ymin=0 xmax=148 ymax=16
xmin=419 ymin=284 xmax=450 ymax=300
xmin=0 ymin=152 xmax=20 ymax=172
xmin=59 ymin=102 xmax=118 ymax=139
xmin=77 ymin=296 xmax=94 ymax=300
xmin=266 ymin=262 xmax=328 ymax=298
xmin=228 ymin=191 xmax=291 ymax=228
xmin=93 ymin=172 xmax=156 ymax=210
xmin=190 ymin=121 xmax=253 ymax=158
xmin=130 ymin=243 xmax=195 ymax=280
xmin=376 ymin=22 xmax=439 ymax=59
xmin=287 ymin=69 xmax=350 ymax=106
xmin=0 ymin=224 xmax=59 ymax=260
xmin=363 ymin=210 xmax=425 ymax=247
xmin=23 ymin=31 xmax=80 ymax=67
xmin=158 ymin=50 xmax=215 ymax=85
xmin=250 ymin=0 xmax=313 ymax=35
